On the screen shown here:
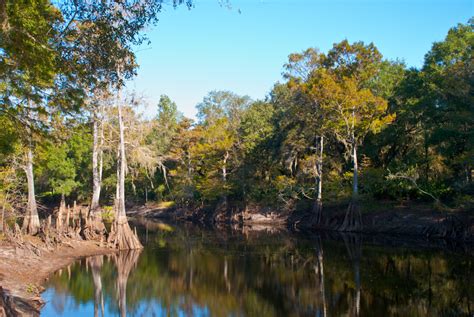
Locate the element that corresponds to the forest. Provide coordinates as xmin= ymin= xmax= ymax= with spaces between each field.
xmin=1 ymin=10 xmax=472 ymax=235
xmin=0 ymin=1 xmax=472 ymax=315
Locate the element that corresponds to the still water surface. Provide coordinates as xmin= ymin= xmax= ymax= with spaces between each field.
xmin=43 ymin=221 xmax=473 ymax=316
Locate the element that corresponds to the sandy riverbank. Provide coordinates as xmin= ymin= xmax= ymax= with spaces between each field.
xmin=0 ymin=237 xmax=114 ymax=316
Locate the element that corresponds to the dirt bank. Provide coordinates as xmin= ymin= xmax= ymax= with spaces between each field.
xmin=129 ymin=201 xmax=474 ymax=242
xmin=0 ymin=237 xmax=114 ymax=316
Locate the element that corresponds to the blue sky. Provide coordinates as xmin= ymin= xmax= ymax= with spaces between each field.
xmin=127 ymin=0 xmax=473 ymax=119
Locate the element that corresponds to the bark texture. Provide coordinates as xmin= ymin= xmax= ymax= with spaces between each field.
xmin=340 ymin=144 xmax=362 ymax=232
xmin=312 ymin=136 xmax=324 ymax=224
xmin=22 ymin=147 xmax=40 ymax=235
xmin=107 ymin=96 xmax=142 ymax=250
xmin=90 ymin=116 xmax=102 ymax=214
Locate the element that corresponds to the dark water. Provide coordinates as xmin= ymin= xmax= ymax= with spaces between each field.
xmin=43 ymin=221 xmax=473 ymax=317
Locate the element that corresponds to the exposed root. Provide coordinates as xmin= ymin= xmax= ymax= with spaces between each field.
xmin=339 ymin=201 xmax=362 ymax=232
xmin=0 ymin=286 xmax=43 ymax=317
xmin=107 ymin=216 xmax=142 ymax=250
xmin=22 ymin=214 xmax=40 ymax=235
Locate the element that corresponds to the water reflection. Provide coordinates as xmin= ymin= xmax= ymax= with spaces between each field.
xmin=88 ymin=256 xmax=104 ymax=317
xmin=42 ymin=222 xmax=473 ymax=316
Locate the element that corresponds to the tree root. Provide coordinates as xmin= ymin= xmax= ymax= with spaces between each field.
xmin=339 ymin=201 xmax=363 ymax=232
xmin=107 ymin=217 xmax=142 ymax=250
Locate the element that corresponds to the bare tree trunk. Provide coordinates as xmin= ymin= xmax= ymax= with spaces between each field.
xmin=222 ymin=151 xmax=229 ymax=212
xmin=1 ymin=205 xmax=4 ymax=233
xmin=118 ymin=101 xmax=126 ymax=215
xmin=22 ymin=145 xmax=40 ymax=235
xmin=340 ymin=144 xmax=362 ymax=232
xmin=312 ymin=136 xmax=324 ymax=224
xmin=91 ymin=115 xmax=102 ymax=214
xmin=352 ymin=144 xmax=359 ymax=199
xmin=222 ymin=151 xmax=229 ymax=184
xmin=108 ymin=92 xmax=142 ymax=250
xmin=1 ymin=192 xmax=7 ymax=232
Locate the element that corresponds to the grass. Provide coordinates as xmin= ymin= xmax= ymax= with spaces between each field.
xmin=26 ymin=283 xmax=38 ymax=294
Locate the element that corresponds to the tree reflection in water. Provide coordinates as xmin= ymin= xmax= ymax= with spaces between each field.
xmin=113 ymin=250 xmax=142 ymax=317
xmin=314 ymin=235 xmax=327 ymax=317
xmin=43 ymin=222 xmax=473 ymax=316
xmin=87 ymin=255 xmax=104 ymax=317
xmin=342 ymin=234 xmax=362 ymax=317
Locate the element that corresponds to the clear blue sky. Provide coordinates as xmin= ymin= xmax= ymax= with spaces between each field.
xmin=127 ymin=0 xmax=473 ymax=119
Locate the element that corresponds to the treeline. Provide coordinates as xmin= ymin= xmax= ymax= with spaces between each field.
xmin=125 ymin=20 xmax=471 ymax=214
xmin=1 ymin=17 xmax=472 ymax=232
xmin=0 ymin=0 xmax=193 ymax=248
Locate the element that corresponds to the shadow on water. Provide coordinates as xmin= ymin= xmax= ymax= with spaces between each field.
xmin=41 ymin=220 xmax=473 ymax=316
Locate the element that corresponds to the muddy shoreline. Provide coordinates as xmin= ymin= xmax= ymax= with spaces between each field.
xmin=0 ymin=237 xmax=115 ymax=316
xmin=128 ymin=202 xmax=474 ymax=243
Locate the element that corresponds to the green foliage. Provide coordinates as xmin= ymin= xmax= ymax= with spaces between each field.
xmin=101 ymin=209 xmax=115 ymax=223
xmin=149 ymin=23 xmax=472 ymax=209
xmin=43 ymin=143 xmax=78 ymax=196
xmin=0 ymin=14 xmax=471 ymax=213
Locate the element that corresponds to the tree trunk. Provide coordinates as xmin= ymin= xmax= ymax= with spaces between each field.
xmin=1 ymin=192 xmax=7 ymax=232
xmin=108 ymin=94 xmax=142 ymax=250
xmin=352 ymin=144 xmax=359 ymax=199
xmin=312 ymin=136 xmax=324 ymax=224
xmin=22 ymin=146 xmax=40 ymax=235
xmin=56 ymin=193 xmax=66 ymax=231
xmin=222 ymin=151 xmax=229 ymax=183
xmin=222 ymin=151 xmax=229 ymax=212
xmin=91 ymin=116 xmax=102 ymax=214
xmin=340 ymin=144 xmax=362 ymax=232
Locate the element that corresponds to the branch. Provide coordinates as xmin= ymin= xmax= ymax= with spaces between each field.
xmin=387 ymin=172 xmax=441 ymax=204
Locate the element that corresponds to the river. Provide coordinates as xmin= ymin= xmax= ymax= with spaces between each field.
xmin=42 ymin=220 xmax=472 ymax=316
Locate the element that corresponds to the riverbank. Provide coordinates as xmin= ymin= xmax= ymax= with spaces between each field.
xmin=128 ymin=200 xmax=474 ymax=243
xmin=0 ymin=236 xmax=114 ymax=316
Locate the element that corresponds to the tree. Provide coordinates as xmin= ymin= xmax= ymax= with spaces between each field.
xmin=2 ymin=0 xmax=194 ymax=237
xmin=152 ymin=95 xmax=182 ymax=156
xmin=40 ymin=142 xmax=78 ymax=204
xmin=284 ymin=48 xmax=329 ymax=223
xmin=193 ymin=91 xmax=251 ymax=204
xmin=422 ymin=20 xmax=473 ymax=187
xmin=320 ymin=41 xmax=394 ymax=230
xmin=90 ymin=91 xmax=110 ymax=214
xmin=237 ymin=101 xmax=275 ymax=204
xmin=22 ymin=140 xmax=40 ymax=234
xmin=107 ymin=86 xmax=142 ymax=250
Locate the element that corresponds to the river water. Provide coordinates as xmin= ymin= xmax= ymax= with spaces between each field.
xmin=42 ymin=221 xmax=472 ymax=316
